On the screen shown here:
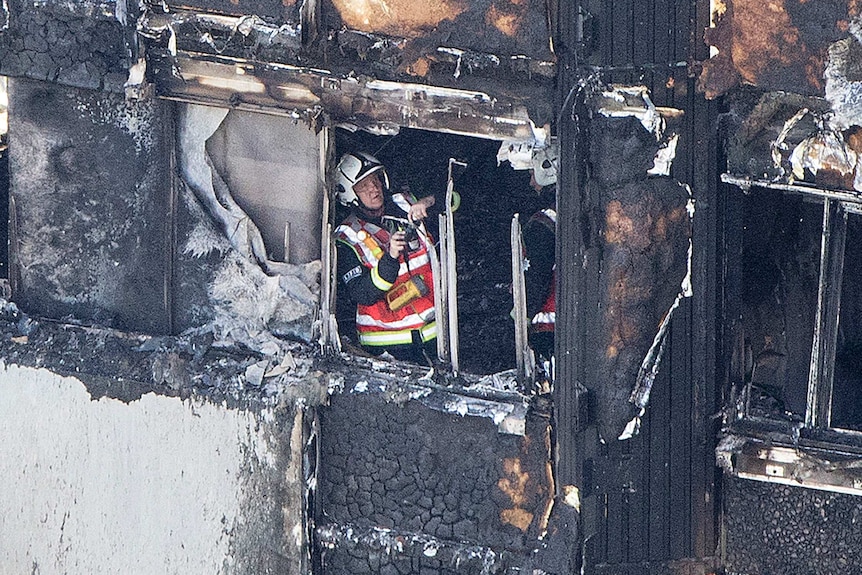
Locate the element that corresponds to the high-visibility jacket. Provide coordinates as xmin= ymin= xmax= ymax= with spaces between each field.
xmin=334 ymin=200 xmax=436 ymax=348
xmin=526 ymin=208 xmax=556 ymax=333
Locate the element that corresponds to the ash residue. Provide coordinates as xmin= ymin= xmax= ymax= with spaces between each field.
xmin=0 ymin=299 xmax=324 ymax=405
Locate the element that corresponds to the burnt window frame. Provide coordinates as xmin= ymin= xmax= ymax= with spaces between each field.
xmin=320 ymin=126 xmax=553 ymax=386
xmin=723 ymin=175 xmax=862 ymax=436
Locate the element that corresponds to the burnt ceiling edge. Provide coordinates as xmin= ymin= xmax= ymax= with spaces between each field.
xmin=150 ymin=51 xmax=547 ymax=142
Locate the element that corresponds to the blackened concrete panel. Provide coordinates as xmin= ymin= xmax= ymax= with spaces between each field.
xmin=9 ymin=78 xmax=172 ymax=333
xmin=317 ymin=381 xmax=553 ymax=567
xmin=0 ymin=0 xmax=131 ymax=91
xmin=724 ymin=477 xmax=862 ymax=575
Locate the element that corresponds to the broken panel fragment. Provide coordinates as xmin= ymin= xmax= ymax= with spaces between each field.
xmin=174 ymin=102 xmax=322 ymax=342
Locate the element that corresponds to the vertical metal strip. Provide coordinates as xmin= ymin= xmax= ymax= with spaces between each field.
xmin=445 ymin=161 xmax=460 ymax=375
xmin=511 ymin=215 xmax=530 ymax=384
xmin=436 ymin=214 xmax=450 ymax=363
xmin=806 ymin=199 xmax=846 ymax=428
xmin=318 ymin=126 xmax=337 ymax=352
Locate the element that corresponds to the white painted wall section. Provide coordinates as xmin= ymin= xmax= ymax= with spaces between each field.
xmin=0 ymin=363 xmax=300 ymax=575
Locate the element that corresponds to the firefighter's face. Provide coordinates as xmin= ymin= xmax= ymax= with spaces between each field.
xmin=354 ymin=172 xmax=384 ymax=210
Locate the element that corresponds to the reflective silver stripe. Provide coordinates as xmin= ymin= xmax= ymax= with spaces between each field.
xmin=370 ymin=264 xmax=393 ymax=291
xmin=531 ymin=311 xmax=556 ymax=325
xmin=399 ymin=251 xmax=430 ymax=272
xmin=359 ymin=322 xmax=437 ymax=346
xmin=335 ymin=221 xmax=384 ymax=264
xmin=542 ymin=208 xmax=557 ymax=223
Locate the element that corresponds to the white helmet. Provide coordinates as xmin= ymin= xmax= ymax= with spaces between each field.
xmin=531 ymin=141 xmax=559 ymax=187
xmin=335 ymin=152 xmax=390 ymax=207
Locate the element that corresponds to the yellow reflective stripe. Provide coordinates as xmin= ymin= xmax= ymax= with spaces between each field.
xmin=359 ymin=322 xmax=437 ymax=346
xmin=371 ymin=264 xmax=393 ymax=291
xmin=419 ymin=322 xmax=437 ymax=341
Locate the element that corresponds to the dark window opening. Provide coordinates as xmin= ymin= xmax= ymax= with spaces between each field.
xmin=736 ymin=186 xmax=862 ymax=431
xmin=332 ymin=127 xmax=551 ymax=375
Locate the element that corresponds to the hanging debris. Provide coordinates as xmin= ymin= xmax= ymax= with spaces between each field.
xmin=581 ymin=87 xmax=691 ymax=442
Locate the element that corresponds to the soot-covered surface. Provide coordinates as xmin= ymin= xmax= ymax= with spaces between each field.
xmin=334 ymin=128 xmax=549 ymax=375
xmin=724 ymin=477 xmax=862 ymax=575
xmin=0 ymin=297 xmax=322 ymax=405
xmin=700 ymin=0 xmax=854 ymax=99
xmin=9 ymin=78 xmax=173 ymax=334
xmin=583 ymin=115 xmax=691 ymax=442
xmin=0 ymin=0 xmax=132 ymax=92
xmin=316 ymin=377 xmax=554 ymax=574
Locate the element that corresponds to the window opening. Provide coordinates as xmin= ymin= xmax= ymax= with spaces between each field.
xmin=725 ymin=176 xmax=862 ymax=433
xmin=331 ymin=127 xmax=551 ymax=377
xmin=206 ymin=110 xmax=322 ymax=265
xmin=175 ymin=103 xmax=324 ymax=341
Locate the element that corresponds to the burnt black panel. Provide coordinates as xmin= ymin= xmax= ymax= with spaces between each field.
xmin=316 ymin=386 xmax=554 ymax=560
xmin=9 ymin=78 xmax=172 ymax=333
xmin=0 ymin=0 xmax=133 ymax=91
xmin=725 ymin=477 xmax=862 ymax=575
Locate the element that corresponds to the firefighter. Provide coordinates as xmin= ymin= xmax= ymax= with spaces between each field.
xmin=523 ymin=145 xmax=558 ymax=369
xmin=333 ymin=151 xmax=438 ymax=364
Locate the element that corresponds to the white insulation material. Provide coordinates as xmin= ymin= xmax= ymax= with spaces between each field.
xmin=0 ymin=363 xmax=280 ymax=575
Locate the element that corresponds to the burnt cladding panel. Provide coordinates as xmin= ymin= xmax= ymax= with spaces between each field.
xmin=8 ymin=79 xmax=173 ymax=333
xmin=317 ymin=390 xmax=552 ymax=553
xmin=324 ymin=0 xmax=554 ymax=60
xmin=555 ymin=0 xmax=718 ymax=570
xmin=160 ymin=0 xmax=301 ymax=23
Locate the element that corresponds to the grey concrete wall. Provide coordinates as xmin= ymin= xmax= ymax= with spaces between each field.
xmin=0 ymin=362 xmax=307 ymax=575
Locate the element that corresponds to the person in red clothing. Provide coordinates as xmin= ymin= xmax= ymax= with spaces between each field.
xmin=522 ymin=145 xmax=558 ymax=365
xmin=333 ymin=151 xmax=438 ymax=364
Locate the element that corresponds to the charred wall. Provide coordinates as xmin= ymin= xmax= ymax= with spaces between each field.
xmin=711 ymin=3 xmax=862 ymax=574
xmin=723 ymin=477 xmax=862 ymax=575
xmin=9 ymin=78 xmax=173 ymax=333
xmin=0 ymin=0 xmax=133 ymax=92
xmin=583 ymin=114 xmax=691 ymax=443
xmin=315 ymin=376 xmax=573 ymax=574
xmin=700 ymin=0 xmax=857 ymax=98
xmin=0 ymin=306 xmax=319 ymax=574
